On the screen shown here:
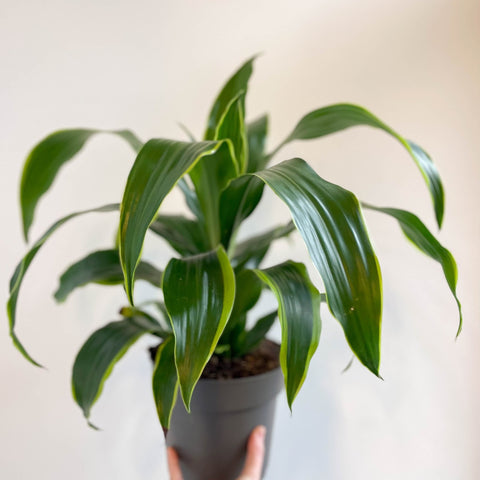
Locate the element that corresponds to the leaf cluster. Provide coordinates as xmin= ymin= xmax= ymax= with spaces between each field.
xmin=7 ymin=57 xmax=462 ymax=430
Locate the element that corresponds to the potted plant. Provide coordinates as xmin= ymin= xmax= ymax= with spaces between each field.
xmin=7 ymin=56 xmax=462 ymax=480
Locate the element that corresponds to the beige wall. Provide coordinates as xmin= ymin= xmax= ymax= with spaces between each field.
xmin=1 ymin=0 xmax=479 ymax=478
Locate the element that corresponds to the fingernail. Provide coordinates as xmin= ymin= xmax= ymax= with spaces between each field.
xmin=256 ymin=425 xmax=266 ymax=441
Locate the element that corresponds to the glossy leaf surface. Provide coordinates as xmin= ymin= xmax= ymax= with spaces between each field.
xmin=7 ymin=204 xmax=118 ymax=367
xmin=119 ymin=139 xmax=226 ymax=304
xmin=152 ymin=336 xmax=178 ymax=431
xmin=215 ymin=92 xmax=247 ymax=173
xmin=281 ymin=104 xmax=444 ymax=227
xmin=253 ymin=158 xmax=382 ymax=375
xmin=204 ymin=56 xmax=256 ymax=140
xmin=149 ymin=215 xmax=208 ymax=256
xmin=72 ymin=318 xmax=150 ymax=426
xmin=54 ymin=249 xmax=162 ymax=302
xmin=21 ymin=129 xmax=141 ymax=240
xmin=246 ymin=115 xmax=269 ymax=172
xmin=363 ymin=203 xmax=462 ymax=335
xmin=255 ymin=261 xmax=321 ymax=407
xmin=162 ymin=246 xmax=235 ymax=409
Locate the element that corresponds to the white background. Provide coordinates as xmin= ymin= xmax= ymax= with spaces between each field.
xmin=1 ymin=0 xmax=479 ymax=479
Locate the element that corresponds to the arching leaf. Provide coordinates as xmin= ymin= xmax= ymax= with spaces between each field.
xmin=72 ymin=318 xmax=152 ymax=427
xmin=21 ymin=129 xmax=141 ymax=240
xmin=246 ymin=114 xmax=269 ymax=172
xmin=253 ymin=158 xmax=382 ymax=376
xmin=277 ymin=104 xmax=444 ymax=227
xmin=255 ymin=262 xmax=321 ymax=407
xmin=7 ymin=204 xmax=119 ymax=367
xmin=119 ymin=139 xmax=234 ymax=304
xmin=363 ymin=203 xmax=462 ymax=335
xmin=54 ymin=249 xmax=162 ymax=302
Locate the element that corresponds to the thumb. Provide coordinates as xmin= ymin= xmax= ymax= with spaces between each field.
xmin=236 ymin=426 xmax=266 ymax=480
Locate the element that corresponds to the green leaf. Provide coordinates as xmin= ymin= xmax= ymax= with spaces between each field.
xmin=232 ymin=221 xmax=296 ymax=270
xmin=119 ymin=139 xmax=232 ymax=304
xmin=119 ymin=306 xmax=170 ymax=337
xmin=149 ymin=215 xmax=208 ymax=256
xmin=278 ymin=104 xmax=444 ymax=228
xmin=152 ymin=336 xmax=179 ymax=432
xmin=177 ymin=178 xmax=203 ymax=220
xmin=189 ymin=141 xmax=238 ymax=247
xmin=54 ymin=249 xmax=162 ymax=302
xmin=7 ymin=204 xmax=119 ymax=367
xmin=72 ymin=318 xmax=151 ymax=426
xmin=219 ymin=176 xmax=265 ymax=250
xmin=204 ymin=56 xmax=256 ymax=140
xmin=20 ymin=129 xmax=142 ymax=241
xmin=236 ymin=310 xmax=278 ymax=357
xmin=221 ymin=269 xmax=263 ymax=348
xmin=162 ymin=246 xmax=235 ymax=409
xmin=246 ymin=115 xmax=269 ymax=172
xmin=215 ymin=92 xmax=248 ymax=173
xmin=253 ymin=158 xmax=382 ymax=376
xmin=254 ymin=262 xmax=321 ymax=407
xmin=363 ymin=203 xmax=462 ymax=335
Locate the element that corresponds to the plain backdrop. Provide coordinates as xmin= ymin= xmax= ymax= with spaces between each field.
xmin=1 ymin=0 xmax=479 ymax=479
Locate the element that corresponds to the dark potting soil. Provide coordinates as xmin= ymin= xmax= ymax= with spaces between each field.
xmin=148 ymin=339 xmax=280 ymax=379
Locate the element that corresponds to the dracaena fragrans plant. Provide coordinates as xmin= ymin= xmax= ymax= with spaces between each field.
xmin=8 ymin=56 xmax=462 ymax=431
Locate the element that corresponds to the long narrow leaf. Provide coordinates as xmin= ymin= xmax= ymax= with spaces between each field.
xmin=278 ymin=104 xmax=444 ymax=227
xmin=246 ymin=115 xmax=269 ymax=172
xmin=54 ymin=249 xmax=162 ymax=302
xmin=149 ymin=215 xmax=208 ymax=256
xmin=7 ymin=204 xmax=119 ymax=367
xmin=152 ymin=336 xmax=178 ymax=432
xmin=363 ymin=203 xmax=462 ymax=335
xmin=253 ymin=158 xmax=382 ymax=375
xmin=119 ymin=139 xmax=232 ymax=304
xmin=162 ymin=246 xmax=235 ymax=409
xmin=236 ymin=310 xmax=278 ymax=357
xmin=72 ymin=318 xmax=151 ymax=426
xmin=204 ymin=56 xmax=256 ymax=140
xmin=219 ymin=176 xmax=265 ymax=249
xmin=215 ymin=92 xmax=248 ymax=173
xmin=232 ymin=221 xmax=296 ymax=270
xmin=21 ymin=129 xmax=141 ymax=240
xmin=255 ymin=262 xmax=321 ymax=407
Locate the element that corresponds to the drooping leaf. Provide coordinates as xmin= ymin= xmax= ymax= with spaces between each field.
xmin=236 ymin=310 xmax=278 ymax=357
xmin=277 ymin=104 xmax=444 ymax=228
xmin=246 ymin=115 xmax=269 ymax=172
xmin=232 ymin=221 xmax=296 ymax=270
xmin=7 ymin=204 xmax=119 ymax=367
xmin=219 ymin=175 xmax=265 ymax=249
xmin=214 ymin=92 xmax=248 ymax=173
xmin=119 ymin=139 xmax=234 ymax=304
xmin=72 ymin=318 xmax=152 ymax=426
xmin=204 ymin=56 xmax=256 ymax=140
xmin=162 ymin=246 xmax=235 ymax=409
xmin=255 ymin=262 xmax=321 ymax=407
xmin=20 ymin=129 xmax=142 ymax=241
xmin=253 ymin=158 xmax=382 ymax=376
xmin=54 ymin=249 xmax=162 ymax=302
xmin=149 ymin=215 xmax=208 ymax=256
xmin=363 ymin=203 xmax=462 ymax=335
xmin=152 ymin=336 xmax=178 ymax=432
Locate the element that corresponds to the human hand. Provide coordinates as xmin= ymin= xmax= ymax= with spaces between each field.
xmin=167 ymin=425 xmax=267 ymax=480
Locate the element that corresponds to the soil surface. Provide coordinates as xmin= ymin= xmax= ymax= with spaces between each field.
xmin=149 ymin=339 xmax=280 ymax=379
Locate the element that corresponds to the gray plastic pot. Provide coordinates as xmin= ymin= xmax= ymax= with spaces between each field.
xmin=166 ymin=365 xmax=284 ymax=480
